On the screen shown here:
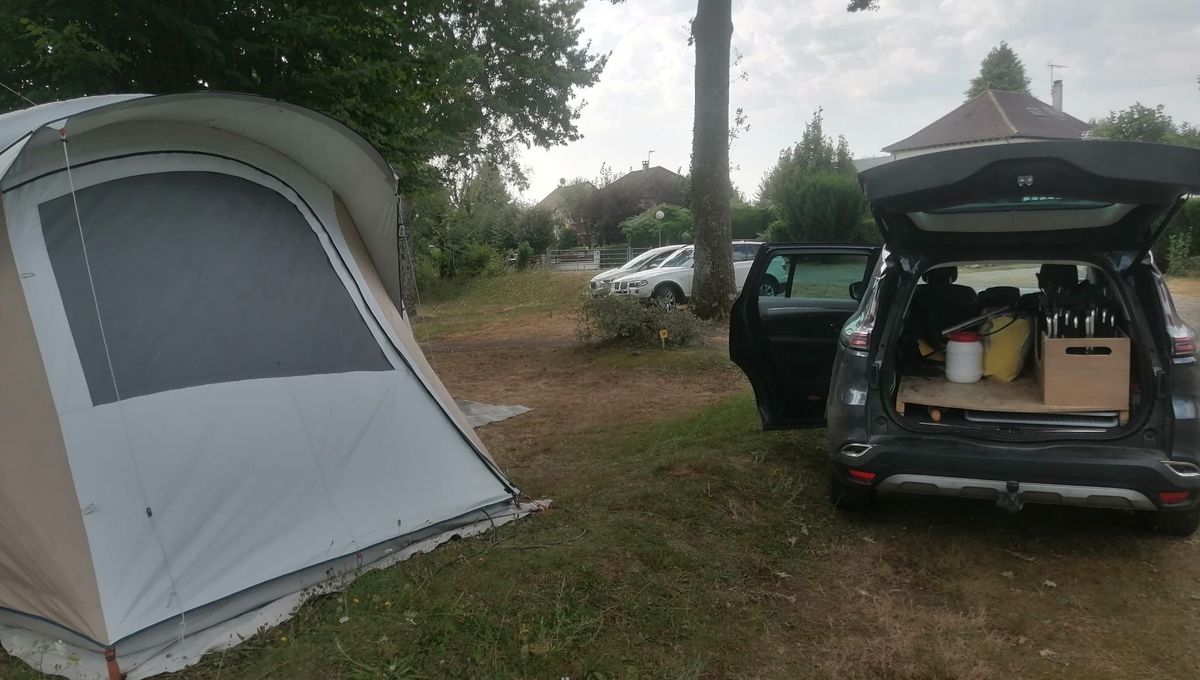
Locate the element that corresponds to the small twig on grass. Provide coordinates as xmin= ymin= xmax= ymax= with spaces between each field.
xmin=498 ymin=528 xmax=588 ymax=551
xmin=1003 ymin=548 xmax=1037 ymax=562
xmin=335 ymin=637 xmax=377 ymax=674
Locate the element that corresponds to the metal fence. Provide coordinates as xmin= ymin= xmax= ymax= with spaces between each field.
xmin=542 ymin=247 xmax=652 ymax=272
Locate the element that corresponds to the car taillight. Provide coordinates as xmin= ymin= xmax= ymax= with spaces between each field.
xmin=1154 ymin=272 xmax=1195 ymax=361
xmin=1171 ymin=331 xmax=1196 ymax=359
xmin=846 ymin=328 xmax=872 ymax=350
xmin=840 ymin=294 xmax=878 ymax=351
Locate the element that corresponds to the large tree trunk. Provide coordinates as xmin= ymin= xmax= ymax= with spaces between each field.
xmin=689 ymin=0 xmax=735 ymax=321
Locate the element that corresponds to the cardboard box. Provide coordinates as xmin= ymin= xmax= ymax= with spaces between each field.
xmin=1035 ymin=332 xmax=1130 ymax=411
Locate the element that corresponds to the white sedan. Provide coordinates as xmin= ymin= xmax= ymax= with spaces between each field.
xmin=610 ymin=241 xmax=763 ymax=306
xmin=587 ymin=244 xmax=687 ymax=296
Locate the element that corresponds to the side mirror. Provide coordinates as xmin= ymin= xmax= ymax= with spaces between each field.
xmin=849 ymin=281 xmax=866 ymax=301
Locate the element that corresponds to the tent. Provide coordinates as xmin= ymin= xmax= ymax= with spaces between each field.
xmin=0 ymin=93 xmax=532 ymax=679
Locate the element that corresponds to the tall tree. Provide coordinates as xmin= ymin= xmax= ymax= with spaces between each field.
xmin=0 ymin=0 xmax=606 ymax=193
xmin=688 ymin=0 xmax=736 ymax=320
xmin=687 ymin=0 xmax=877 ymax=321
xmin=757 ymin=108 xmax=855 ymax=204
xmin=965 ymin=41 xmax=1032 ymax=99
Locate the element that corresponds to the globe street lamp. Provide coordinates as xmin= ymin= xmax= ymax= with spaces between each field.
xmin=655 ymin=209 xmax=665 ymax=247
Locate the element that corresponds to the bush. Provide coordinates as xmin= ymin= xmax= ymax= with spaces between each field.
xmin=618 ymin=204 xmax=692 ymax=248
xmin=413 ymin=251 xmax=440 ymax=290
xmin=1167 ymin=231 xmax=1192 ymax=274
xmin=1153 ymin=198 xmax=1200 ymax=269
xmin=772 ymin=171 xmax=867 ymax=242
xmin=516 ymin=241 xmax=534 ymax=270
xmin=575 ymin=295 xmax=702 ymax=347
xmin=557 ymin=228 xmax=580 ymax=249
xmin=459 ymin=243 xmax=502 ymax=276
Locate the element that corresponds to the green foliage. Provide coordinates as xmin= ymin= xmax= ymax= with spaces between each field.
xmin=756 ymin=110 xmax=868 ymax=243
xmin=1166 ymin=232 xmax=1192 ymax=275
xmin=515 ymin=242 xmax=535 ymax=271
xmin=0 ymin=0 xmax=606 ymax=193
xmin=575 ymin=295 xmax=702 ymax=348
xmin=557 ymin=228 xmax=580 ymax=250
xmin=1155 ymin=199 xmax=1200 ymax=271
xmin=1093 ymin=103 xmax=1176 ymax=143
xmin=766 ymin=172 xmax=867 ymax=242
xmin=730 ymin=203 xmax=773 ymax=240
xmin=758 ymin=109 xmax=855 ymax=203
xmin=618 ymin=204 xmax=693 ymax=248
xmin=965 ymin=41 xmax=1031 ymax=99
xmin=757 ymin=108 xmax=855 ymax=208
xmin=1092 ymin=103 xmax=1200 ymax=148
xmin=459 ymin=243 xmax=502 ymax=277
xmin=514 ymin=209 xmax=557 ymax=254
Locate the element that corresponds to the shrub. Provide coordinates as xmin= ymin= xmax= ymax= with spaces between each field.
xmin=575 ymin=295 xmax=702 ymax=347
xmin=516 ymin=241 xmax=535 ymax=270
xmin=413 ymin=251 xmax=440 ymax=290
xmin=557 ymin=228 xmax=580 ymax=249
xmin=1166 ymin=231 xmax=1192 ymax=274
xmin=459 ymin=243 xmax=502 ymax=276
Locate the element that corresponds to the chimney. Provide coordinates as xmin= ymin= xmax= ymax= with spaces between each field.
xmin=1051 ymin=79 xmax=1063 ymax=112
xmin=641 ymin=160 xmax=649 ymax=171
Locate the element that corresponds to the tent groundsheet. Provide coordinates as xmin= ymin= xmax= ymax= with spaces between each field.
xmin=0 ymin=501 xmax=547 ymax=680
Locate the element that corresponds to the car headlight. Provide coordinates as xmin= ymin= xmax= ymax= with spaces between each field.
xmin=628 ymin=280 xmax=650 ymax=288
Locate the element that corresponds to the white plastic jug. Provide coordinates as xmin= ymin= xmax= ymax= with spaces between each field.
xmin=945 ymin=331 xmax=983 ymax=383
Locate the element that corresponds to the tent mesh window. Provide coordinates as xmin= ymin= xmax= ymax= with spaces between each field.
xmin=39 ymin=171 xmax=391 ymax=405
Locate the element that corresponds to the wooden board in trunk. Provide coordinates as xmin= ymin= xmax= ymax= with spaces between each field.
xmin=896 ymin=375 xmax=1129 ymax=424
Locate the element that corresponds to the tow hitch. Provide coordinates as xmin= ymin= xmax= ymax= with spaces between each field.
xmin=996 ymin=480 xmax=1024 ymax=514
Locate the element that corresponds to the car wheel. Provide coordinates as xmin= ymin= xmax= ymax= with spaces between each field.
xmin=652 ymin=283 xmax=684 ymax=309
xmin=759 ymin=274 xmax=782 ymax=297
xmin=1136 ymin=506 xmax=1200 ymax=537
xmin=828 ymin=466 xmax=877 ymax=511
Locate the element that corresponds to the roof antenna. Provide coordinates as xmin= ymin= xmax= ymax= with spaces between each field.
xmin=1047 ymin=62 xmax=1068 ymax=92
xmin=0 ymin=80 xmax=36 ymax=106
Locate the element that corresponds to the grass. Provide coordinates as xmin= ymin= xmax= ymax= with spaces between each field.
xmin=71 ymin=393 xmax=1198 ymax=680
xmin=5 ymin=269 xmax=1200 ymax=679
xmin=413 ymin=270 xmax=591 ymax=341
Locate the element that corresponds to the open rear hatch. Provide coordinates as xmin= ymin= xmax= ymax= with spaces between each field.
xmin=859 ymin=140 xmax=1200 ymax=259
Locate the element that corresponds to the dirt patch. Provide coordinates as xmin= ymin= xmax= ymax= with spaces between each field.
xmin=425 ymin=343 xmax=743 ymax=469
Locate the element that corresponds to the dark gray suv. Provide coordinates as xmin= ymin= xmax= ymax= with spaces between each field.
xmin=731 ymin=141 xmax=1200 ymax=535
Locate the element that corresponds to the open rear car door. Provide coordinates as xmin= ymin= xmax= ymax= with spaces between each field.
xmin=731 ymin=244 xmax=880 ymax=429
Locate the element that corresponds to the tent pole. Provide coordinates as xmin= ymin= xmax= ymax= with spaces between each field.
xmin=105 ymin=647 xmax=122 ymax=680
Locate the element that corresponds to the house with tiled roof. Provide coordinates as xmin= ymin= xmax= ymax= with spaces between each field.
xmin=882 ymin=84 xmax=1091 ymax=159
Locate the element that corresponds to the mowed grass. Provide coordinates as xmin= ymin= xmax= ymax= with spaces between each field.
xmin=413 ymin=270 xmax=592 ymax=341
xmin=92 ymin=395 xmax=1200 ymax=680
xmin=5 ymin=270 xmax=1200 ymax=679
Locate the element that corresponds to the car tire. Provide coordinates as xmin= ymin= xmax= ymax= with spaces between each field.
xmin=652 ymin=283 xmax=685 ymax=308
xmin=759 ymin=274 xmax=782 ymax=297
xmin=1136 ymin=506 xmax=1200 ymax=537
xmin=828 ymin=467 xmax=877 ymax=511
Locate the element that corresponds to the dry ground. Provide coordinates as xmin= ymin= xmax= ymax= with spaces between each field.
xmin=4 ymin=272 xmax=1200 ymax=680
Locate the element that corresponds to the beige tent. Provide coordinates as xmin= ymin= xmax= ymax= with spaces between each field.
xmin=0 ymin=94 xmax=531 ymax=679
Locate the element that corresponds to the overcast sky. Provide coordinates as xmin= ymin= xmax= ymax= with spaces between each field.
xmin=517 ymin=0 xmax=1200 ymax=202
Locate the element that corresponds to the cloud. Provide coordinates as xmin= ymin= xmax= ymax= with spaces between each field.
xmin=519 ymin=0 xmax=1200 ymax=203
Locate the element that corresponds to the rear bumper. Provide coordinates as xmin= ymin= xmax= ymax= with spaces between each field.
xmin=833 ymin=438 xmax=1200 ymax=511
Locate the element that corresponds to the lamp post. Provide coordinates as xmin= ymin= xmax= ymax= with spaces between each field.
xmin=655 ymin=209 xmax=665 ymax=247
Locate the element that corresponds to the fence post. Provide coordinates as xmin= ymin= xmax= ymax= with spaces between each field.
xmin=593 ymin=250 xmax=601 ymax=269
xmin=626 ymin=244 xmax=632 ymax=262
